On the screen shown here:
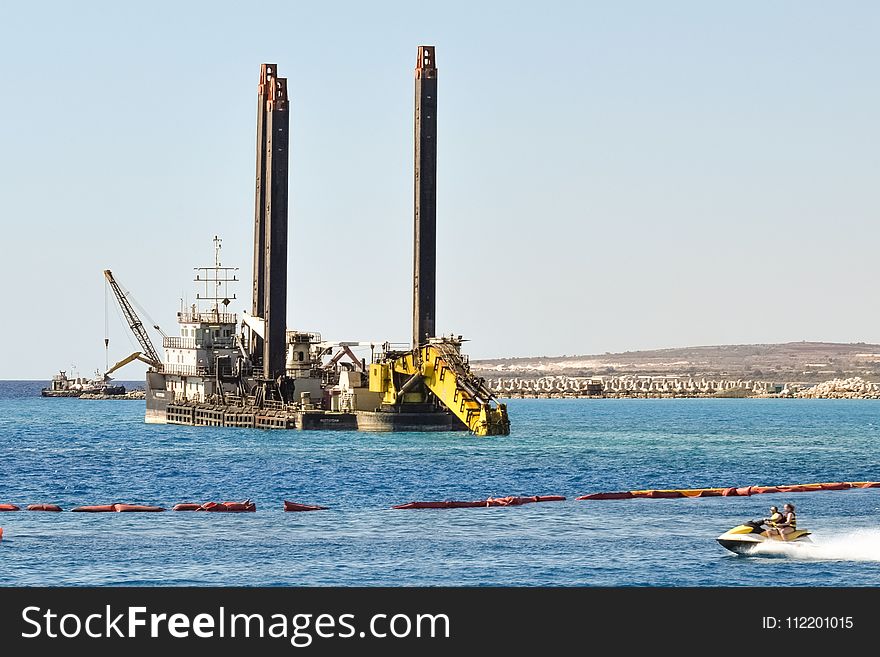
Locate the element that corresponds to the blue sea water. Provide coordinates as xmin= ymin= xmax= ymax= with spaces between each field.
xmin=1 ymin=380 xmax=880 ymax=586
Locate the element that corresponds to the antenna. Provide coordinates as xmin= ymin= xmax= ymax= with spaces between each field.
xmin=194 ymin=235 xmax=239 ymax=317
xmin=104 ymin=278 xmax=110 ymax=373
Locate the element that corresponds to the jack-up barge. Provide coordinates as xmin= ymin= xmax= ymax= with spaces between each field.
xmin=145 ymin=48 xmax=509 ymax=436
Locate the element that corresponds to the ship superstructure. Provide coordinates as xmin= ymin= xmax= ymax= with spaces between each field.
xmin=144 ymin=49 xmax=509 ymax=436
xmin=156 ymin=236 xmax=243 ymax=407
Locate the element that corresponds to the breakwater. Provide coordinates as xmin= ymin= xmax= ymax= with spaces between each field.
xmin=79 ymin=389 xmax=146 ymax=400
xmin=486 ymin=375 xmax=880 ymax=399
xmin=793 ymin=377 xmax=880 ymax=399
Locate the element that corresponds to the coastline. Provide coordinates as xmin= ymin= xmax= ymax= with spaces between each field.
xmin=489 ymin=377 xmax=880 ymax=400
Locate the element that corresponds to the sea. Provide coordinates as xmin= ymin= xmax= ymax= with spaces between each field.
xmin=2 ymin=379 xmax=880 ymax=587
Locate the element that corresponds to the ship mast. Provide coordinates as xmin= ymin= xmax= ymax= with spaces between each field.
xmin=193 ymin=235 xmax=239 ymax=319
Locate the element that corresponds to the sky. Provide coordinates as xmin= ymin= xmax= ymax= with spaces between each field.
xmin=1 ymin=1 xmax=878 ymax=379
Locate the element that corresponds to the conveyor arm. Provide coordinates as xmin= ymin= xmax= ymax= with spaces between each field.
xmin=379 ymin=343 xmax=510 ymax=436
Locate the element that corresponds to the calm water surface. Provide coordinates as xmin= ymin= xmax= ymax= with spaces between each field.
xmin=2 ymin=381 xmax=879 ymax=586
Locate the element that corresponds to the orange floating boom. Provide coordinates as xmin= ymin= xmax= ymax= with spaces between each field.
xmin=393 ymin=495 xmax=566 ymax=509
xmin=199 ymin=501 xmax=256 ymax=512
xmin=576 ymin=481 xmax=880 ymax=500
xmin=283 ymin=501 xmax=328 ymax=512
xmin=114 ymin=504 xmax=165 ymax=512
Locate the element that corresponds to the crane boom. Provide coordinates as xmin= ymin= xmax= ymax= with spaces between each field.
xmin=105 ymin=351 xmax=157 ymax=377
xmin=103 ymin=270 xmax=161 ymax=365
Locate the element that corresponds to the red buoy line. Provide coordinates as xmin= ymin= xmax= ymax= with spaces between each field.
xmin=284 ymin=500 xmax=328 ymax=512
xmin=575 ymin=481 xmax=880 ymax=500
xmin=201 ymin=501 xmax=256 ymax=512
xmin=0 ymin=496 xmax=568 ymax=513
xmin=393 ymin=495 xmax=566 ymax=509
xmin=1 ymin=483 xmax=878 ymax=523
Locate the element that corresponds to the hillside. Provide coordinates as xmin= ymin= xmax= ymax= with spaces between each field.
xmin=471 ymin=342 xmax=880 ymax=384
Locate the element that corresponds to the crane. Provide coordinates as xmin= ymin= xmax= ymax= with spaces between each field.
xmin=104 ymin=351 xmax=157 ymax=378
xmin=103 ymin=269 xmax=161 ymax=367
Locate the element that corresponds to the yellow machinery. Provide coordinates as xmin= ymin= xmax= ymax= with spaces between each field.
xmin=370 ymin=338 xmax=510 ymax=436
xmin=105 ymin=351 xmax=158 ymax=378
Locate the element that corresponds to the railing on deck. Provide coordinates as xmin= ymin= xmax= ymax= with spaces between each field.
xmin=163 ymin=337 xmax=196 ymax=349
xmin=177 ymin=312 xmax=237 ymax=324
xmin=160 ymin=364 xmax=211 ymax=376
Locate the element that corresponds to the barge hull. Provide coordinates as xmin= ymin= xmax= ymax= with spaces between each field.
xmin=147 ymin=389 xmax=464 ymax=432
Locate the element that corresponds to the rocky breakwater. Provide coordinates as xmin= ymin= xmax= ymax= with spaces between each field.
xmin=794 ymin=377 xmax=880 ymax=399
xmin=487 ymin=375 xmax=778 ymax=398
xmin=79 ymin=389 xmax=146 ymax=400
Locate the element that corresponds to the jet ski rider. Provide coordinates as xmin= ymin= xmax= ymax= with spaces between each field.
xmin=770 ymin=503 xmax=797 ymax=540
xmin=763 ymin=506 xmax=783 ymax=529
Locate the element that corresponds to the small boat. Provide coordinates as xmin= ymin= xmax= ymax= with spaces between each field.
xmin=716 ymin=519 xmax=812 ymax=555
xmin=41 ymin=370 xmax=125 ymax=397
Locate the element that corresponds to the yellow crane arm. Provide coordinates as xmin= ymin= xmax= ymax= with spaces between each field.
xmin=370 ymin=343 xmax=510 ymax=436
xmin=105 ymin=351 xmax=158 ymax=378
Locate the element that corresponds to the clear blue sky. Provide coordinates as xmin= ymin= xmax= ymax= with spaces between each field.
xmin=1 ymin=1 xmax=878 ymax=379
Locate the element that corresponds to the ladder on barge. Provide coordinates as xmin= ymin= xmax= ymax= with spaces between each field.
xmin=372 ymin=339 xmax=510 ymax=436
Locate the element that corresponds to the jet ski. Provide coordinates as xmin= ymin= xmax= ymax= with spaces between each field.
xmin=716 ymin=519 xmax=812 ymax=555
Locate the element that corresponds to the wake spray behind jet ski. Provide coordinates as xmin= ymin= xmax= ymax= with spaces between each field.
xmin=716 ymin=519 xmax=812 ymax=555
